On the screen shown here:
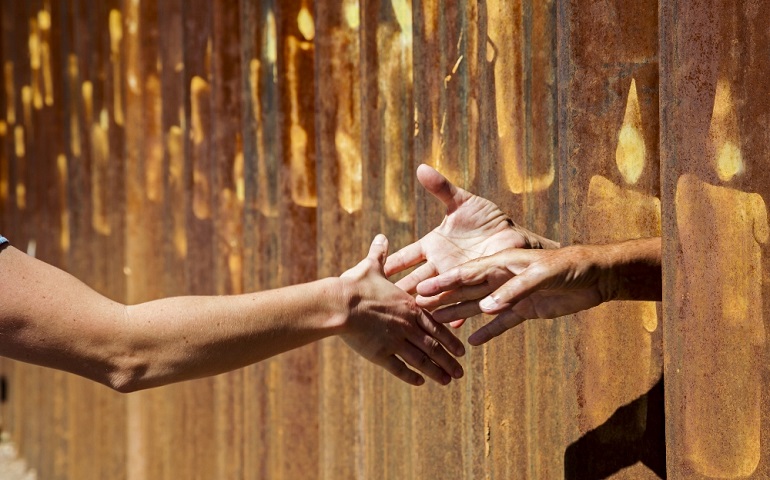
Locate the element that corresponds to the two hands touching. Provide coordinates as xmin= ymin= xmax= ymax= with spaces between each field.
xmin=355 ymin=165 xmax=661 ymax=382
xmin=0 ymin=165 xmax=659 ymax=392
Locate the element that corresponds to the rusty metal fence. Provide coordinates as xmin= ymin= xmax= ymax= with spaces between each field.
xmin=0 ymin=0 xmax=765 ymax=478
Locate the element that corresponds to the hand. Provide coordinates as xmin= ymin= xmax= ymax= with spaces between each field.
xmin=414 ymin=245 xmax=614 ymax=346
xmin=339 ymin=234 xmax=466 ymax=386
xmin=384 ymin=165 xmax=558 ymax=296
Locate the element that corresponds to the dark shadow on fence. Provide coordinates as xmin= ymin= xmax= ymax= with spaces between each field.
xmin=564 ymin=375 xmax=666 ymax=479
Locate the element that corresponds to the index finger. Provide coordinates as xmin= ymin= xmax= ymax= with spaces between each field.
xmin=415 ymin=260 xmax=490 ymax=297
xmin=384 ymin=241 xmax=425 ymax=277
xmin=414 ymin=309 xmax=466 ymax=358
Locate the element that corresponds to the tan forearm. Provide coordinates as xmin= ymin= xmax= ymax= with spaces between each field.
xmin=0 ymin=246 xmax=348 ymax=393
xmin=122 ymin=278 xmax=346 ymax=391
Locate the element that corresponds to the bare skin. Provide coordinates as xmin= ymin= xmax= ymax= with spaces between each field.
xmin=415 ymin=238 xmax=662 ymax=345
xmin=384 ymin=164 xmax=557 ymax=290
xmin=0 ymin=235 xmax=464 ymax=393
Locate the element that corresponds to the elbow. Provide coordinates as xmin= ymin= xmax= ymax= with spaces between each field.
xmin=104 ymin=358 xmax=150 ymax=394
xmin=104 ymin=305 xmax=150 ymax=394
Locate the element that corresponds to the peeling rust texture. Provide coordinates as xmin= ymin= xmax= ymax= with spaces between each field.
xmin=661 ymin=1 xmax=770 ymax=479
xmin=1 ymin=0 xmax=767 ymax=479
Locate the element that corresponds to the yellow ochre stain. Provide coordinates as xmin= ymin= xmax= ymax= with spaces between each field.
xmin=167 ymin=126 xmax=188 ymax=257
xmin=343 ymin=0 xmax=360 ymax=30
xmin=14 ymin=126 xmax=25 ymax=158
xmin=391 ymin=0 xmax=413 ymax=45
xmin=144 ymin=75 xmax=163 ymax=203
xmin=286 ymin=37 xmax=317 ymax=208
xmin=109 ymin=9 xmax=125 ymax=126
xmin=67 ymin=55 xmax=81 ymax=157
xmin=5 ymin=62 xmax=16 ymax=125
xmin=0 ymin=122 xmax=7 ymax=203
xmin=91 ymin=110 xmax=111 ymax=235
xmin=615 ymin=78 xmax=646 ymax=185
xmin=39 ymin=10 xmax=54 ymax=106
xmin=297 ymin=6 xmax=315 ymax=41
xmin=57 ymin=154 xmax=70 ymax=252
xmin=21 ymin=86 xmax=33 ymax=132
xmin=82 ymin=81 xmax=94 ymax=126
xmin=709 ymin=79 xmax=744 ymax=182
xmin=190 ymin=76 xmax=212 ymax=220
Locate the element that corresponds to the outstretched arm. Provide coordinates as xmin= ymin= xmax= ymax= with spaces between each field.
xmin=415 ymin=237 xmax=661 ymax=345
xmin=384 ymin=164 xmax=557 ymax=295
xmin=0 ymin=235 xmax=464 ymax=392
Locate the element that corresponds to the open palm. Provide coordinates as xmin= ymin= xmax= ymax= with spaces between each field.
xmin=384 ymin=165 xmax=557 ymax=294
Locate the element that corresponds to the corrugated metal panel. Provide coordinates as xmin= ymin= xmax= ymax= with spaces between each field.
xmin=4 ymin=0 xmax=767 ymax=478
xmin=559 ymin=0 xmax=663 ymax=478
xmin=662 ymin=0 xmax=770 ymax=478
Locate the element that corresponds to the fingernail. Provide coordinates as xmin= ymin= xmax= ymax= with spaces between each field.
xmin=479 ymin=296 xmax=498 ymax=310
xmin=373 ymin=234 xmax=387 ymax=245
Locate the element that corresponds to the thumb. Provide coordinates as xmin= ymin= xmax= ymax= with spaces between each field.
xmin=368 ymin=234 xmax=389 ymax=270
xmin=416 ymin=164 xmax=469 ymax=213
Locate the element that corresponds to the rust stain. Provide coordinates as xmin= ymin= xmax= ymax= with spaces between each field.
xmin=331 ymin=18 xmax=363 ymax=214
xmin=91 ymin=110 xmax=111 ymax=235
xmin=144 ymin=75 xmax=163 ymax=203
xmin=220 ymin=187 xmax=244 ymax=295
xmin=14 ymin=126 xmax=25 ymax=159
xmin=420 ymin=0 xmax=436 ymax=41
xmin=109 ymin=9 xmax=125 ymax=126
xmin=378 ymin=1 xmax=413 ymax=222
xmin=265 ymin=9 xmax=278 ymax=82
xmin=286 ymin=35 xmax=317 ymax=208
xmin=0 ymin=122 xmax=7 ymax=203
xmin=68 ymin=55 xmax=82 ymax=157
xmin=38 ymin=10 xmax=54 ymax=106
xmin=191 ymin=76 xmax=212 ymax=220
xmin=5 ymin=62 xmax=16 ymax=125
xmin=82 ymin=81 xmax=94 ymax=126
xmin=14 ymin=126 xmax=25 ymax=210
xmin=21 ymin=86 xmax=33 ymax=132
xmin=249 ymin=58 xmax=278 ymax=217
xmin=167 ymin=126 xmax=187 ymax=257
xmin=487 ymin=0 xmax=554 ymax=194
xmin=234 ymin=138 xmax=245 ymax=205
xmin=28 ymin=17 xmax=44 ymax=110
xmin=57 ymin=154 xmax=70 ymax=252
xmin=125 ymin=0 xmax=141 ymax=95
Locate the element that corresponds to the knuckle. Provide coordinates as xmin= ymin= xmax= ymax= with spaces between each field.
xmin=427 ymin=338 xmax=442 ymax=356
xmin=418 ymin=353 xmax=431 ymax=368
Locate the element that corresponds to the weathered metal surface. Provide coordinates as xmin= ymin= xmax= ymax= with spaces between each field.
xmin=661 ymin=0 xmax=770 ymax=478
xmin=6 ymin=0 xmax=766 ymax=479
xmin=559 ymin=0 xmax=664 ymax=478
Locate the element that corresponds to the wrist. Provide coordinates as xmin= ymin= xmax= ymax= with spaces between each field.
xmin=597 ymin=238 xmax=662 ymax=302
xmin=334 ymin=276 xmax=361 ymax=335
xmin=317 ymin=277 xmax=353 ymax=336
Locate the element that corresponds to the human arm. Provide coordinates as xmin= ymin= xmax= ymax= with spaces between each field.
xmin=414 ymin=237 xmax=662 ymax=345
xmin=0 ymin=235 xmax=464 ymax=393
xmin=384 ymin=164 xmax=558 ymax=293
